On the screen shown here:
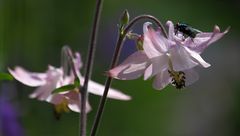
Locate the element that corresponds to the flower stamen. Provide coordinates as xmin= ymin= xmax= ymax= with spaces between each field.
xmin=168 ymin=70 xmax=186 ymax=89
xmin=168 ymin=58 xmax=186 ymax=89
xmin=54 ymin=99 xmax=70 ymax=114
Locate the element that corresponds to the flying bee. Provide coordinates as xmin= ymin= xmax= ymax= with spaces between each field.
xmin=174 ymin=22 xmax=201 ymax=39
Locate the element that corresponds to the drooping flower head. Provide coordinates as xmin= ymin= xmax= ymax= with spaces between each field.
xmin=9 ymin=47 xmax=131 ymax=114
xmin=109 ymin=21 xmax=229 ymax=90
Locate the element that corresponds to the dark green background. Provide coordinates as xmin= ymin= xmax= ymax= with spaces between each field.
xmin=1 ymin=0 xmax=239 ymax=135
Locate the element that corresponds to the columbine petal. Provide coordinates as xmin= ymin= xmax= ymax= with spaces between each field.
xmin=185 ymin=25 xmax=229 ymax=53
xmin=166 ymin=20 xmax=175 ymax=40
xmin=145 ymin=23 xmax=169 ymax=52
xmin=152 ymin=69 xmax=171 ymax=90
xmin=143 ymin=23 xmax=163 ymax=58
xmin=183 ymin=46 xmax=211 ymax=68
xmin=143 ymin=22 xmax=169 ymax=59
xmin=29 ymin=67 xmax=62 ymax=100
xmin=144 ymin=55 xmax=168 ymax=80
xmin=166 ymin=20 xmax=182 ymax=42
xmin=207 ymin=26 xmax=229 ymax=45
xmin=169 ymin=46 xmax=198 ymax=71
xmin=108 ymin=51 xmax=149 ymax=80
xmin=47 ymin=93 xmax=65 ymax=105
xmin=79 ymin=76 xmax=131 ymax=101
xmin=29 ymin=84 xmax=54 ymax=100
xmin=65 ymin=91 xmax=91 ymax=113
xmin=68 ymin=102 xmax=90 ymax=113
xmin=8 ymin=67 xmax=46 ymax=87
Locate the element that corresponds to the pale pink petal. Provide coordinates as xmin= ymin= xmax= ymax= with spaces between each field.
xmin=183 ymin=46 xmax=211 ymax=68
xmin=57 ymin=75 xmax=73 ymax=87
xmin=143 ymin=34 xmax=161 ymax=58
xmin=143 ymin=22 xmax=152 ymax=34
xmin=183 ymin=33 xmax=212 ymax=51
xmin=144 ymin=55 xmax=168 ymax=80
xmin=185 ymin=26 xmax=229 ymax=53
xmin=29 ymin=66 xmax=62 ymax=100
xmin=68 ymin=101 xmax=91 ymax=113
xmin=47 ymin=94 xmax=66 ymax=105
xmin=109 ymin=51 xmax=149 ymax=80
xmin=184 ymin=69 xmax=199 ymax=86
xmin=207 ymin=26 xmax=229 ymax=45
xmin=144 ymin=64 xmax=154 ymax=80
xmin=79 ymin=76 xmax=131 ymax=100
xmin=146 ymin=25 xmax=169 ymax=53
xmin=166 ymin=20 xmax=184 ymax=43
xmin=67 ymin=103 xmax=81 ymax=112
xmin=29 ymin=85 xmax=55 ymax=100
xmin=152 ymin=69 xmax=171 ymax=90
xmin=166 ymin=20 xmax=175 ymax=41
xmin=143 ymin=22 xmax=166 ymax=58
xmin=65 ymin=91 xmax=91 ymax=113
xmin=170 ymin=46 xmax=198 ymax=71
xmin=63 ymin=90 xmax=78 ymax=99
xmin=8 ymin=67 xmax=46 ymax=87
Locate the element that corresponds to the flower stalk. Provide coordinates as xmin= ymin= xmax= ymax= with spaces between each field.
xmin=80 ymin=0 xmax=104 ymax=135
xmin=90 ymin=14 xmax=167 ymax=136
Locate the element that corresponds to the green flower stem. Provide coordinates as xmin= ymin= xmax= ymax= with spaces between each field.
xmin=80 ymin=0 xmax=104 ymax=135
xmin=90 ymin=14 xmax=167 ymax=136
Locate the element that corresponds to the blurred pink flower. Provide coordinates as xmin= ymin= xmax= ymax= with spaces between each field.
xmin=9 ymin=52 xmax=131 ymax=113
xmin=109 ymin=21 xmax=229 ymax=90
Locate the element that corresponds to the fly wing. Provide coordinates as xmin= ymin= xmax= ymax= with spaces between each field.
xmin=192 ymin=27 xmax=202 ymax=34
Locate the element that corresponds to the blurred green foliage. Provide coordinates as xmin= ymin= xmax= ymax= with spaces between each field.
xmin=1 ymin=0 xmax=240 ymax=136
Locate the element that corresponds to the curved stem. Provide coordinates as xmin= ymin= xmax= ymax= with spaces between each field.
xmin=124 ymin=15 xmax=168 ymax=38
xmin=81 ymin=0 xmax=104 ymax=135
xmin=90 ymin=14 xmax=167 ymax=136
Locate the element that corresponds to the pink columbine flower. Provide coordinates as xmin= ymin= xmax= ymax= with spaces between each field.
xmin=109 ymin=21 xmax=229 ymax=90
xmin=9 ymin=52 xmax=131 ymax=113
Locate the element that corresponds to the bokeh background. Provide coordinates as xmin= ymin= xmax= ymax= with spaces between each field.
xmin=0 ymin=0 xmax=239 ymax=135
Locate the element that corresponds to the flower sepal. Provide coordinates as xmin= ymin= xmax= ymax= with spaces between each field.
xmin=52 ymin=77 xmax=81 ymax=94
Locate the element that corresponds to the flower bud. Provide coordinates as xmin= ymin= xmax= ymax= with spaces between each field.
xmin=120 ymin=9 xmax=129 ymax=26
